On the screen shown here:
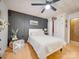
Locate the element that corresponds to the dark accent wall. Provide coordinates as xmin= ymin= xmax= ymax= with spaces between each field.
xmin=8 ymin=10 xmax=48 ymax=42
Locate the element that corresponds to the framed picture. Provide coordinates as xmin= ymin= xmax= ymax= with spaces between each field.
xmin=30 ymin=20 xmax=38 ymax=25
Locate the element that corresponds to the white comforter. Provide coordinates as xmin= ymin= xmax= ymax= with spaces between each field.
xmin=28 ymin=35 xmax=65 ymax=59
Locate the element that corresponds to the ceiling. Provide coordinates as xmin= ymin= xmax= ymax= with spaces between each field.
xmin=4 ymin=0 xmax=79 ymax=18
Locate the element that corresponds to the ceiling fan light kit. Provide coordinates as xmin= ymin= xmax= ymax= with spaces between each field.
xmin=31 ymin=0 xmax=60 ymax=13
xmin=45 ymin=4 xmax=51 ymax=9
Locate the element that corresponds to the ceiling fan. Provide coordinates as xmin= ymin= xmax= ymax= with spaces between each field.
xmin=31 ymin=0 xmax=60 ymax=13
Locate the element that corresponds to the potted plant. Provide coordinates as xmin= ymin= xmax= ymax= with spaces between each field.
xmin=12 ymin=29 xmax=19 ymax=41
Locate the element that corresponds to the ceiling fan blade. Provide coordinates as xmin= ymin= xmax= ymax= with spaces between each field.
xmin=51 ymin=6 xmax=57 ymax=11
xmin=31 ymin=3 xmax=46 ymax=6
xmin=53 ymin=0 xmax=60 ymax=3
xmin=46 ymin=0 xmax=49 ymax=3
xmin=50 ymin=0 xmax=60 ymax=4
xmin=41 ymin=8 xmax=45 ymax=13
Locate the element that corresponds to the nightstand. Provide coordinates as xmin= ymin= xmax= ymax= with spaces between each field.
xmin=44 ymin=32 xmax=48 ymax=35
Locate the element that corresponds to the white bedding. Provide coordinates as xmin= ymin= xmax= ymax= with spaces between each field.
xmin=28 ymin=35 xmax=65 ymax=59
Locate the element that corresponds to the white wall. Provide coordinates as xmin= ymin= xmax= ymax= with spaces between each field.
xmin=53 ymin=11 xmax=79 ymax=44
xmin=69 ymin=11 xmax=79 ymax=19
xmin=48 ymin=13 xmax=69 ymax=44
xmin=56 ymin=14 xmax=70 ymax=44
xmin=48 ymin=11 xmax=79 ymax=44
xmin=0 ymin=0 xmax=8 ymax=56
xmin=67 ymin=11 xmax=79 ymax=43
xmin=54 ymin=15 xmax=65 ymax=39
xmin=48 ymin=18 xmax=53 ymax=36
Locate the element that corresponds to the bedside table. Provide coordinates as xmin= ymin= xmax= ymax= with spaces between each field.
xmin=44 ymin=32 xmax=48 ymax=35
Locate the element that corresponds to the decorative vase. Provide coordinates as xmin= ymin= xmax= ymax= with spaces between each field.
xmin=12 ymin=35 xmax=18 ymax=40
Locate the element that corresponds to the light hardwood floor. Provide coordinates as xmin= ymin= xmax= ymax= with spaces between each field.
xmin=2 ymin=41 xmax=79 ymax=59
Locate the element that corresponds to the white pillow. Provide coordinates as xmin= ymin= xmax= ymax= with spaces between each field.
xmin=29 ymin=29 xmax=45 ymax=36
xmin=30 ymin=31 xmax=44 ymax=36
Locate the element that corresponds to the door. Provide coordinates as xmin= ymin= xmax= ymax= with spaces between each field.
xmin=70 ymin=18 xmax=79 ymax=42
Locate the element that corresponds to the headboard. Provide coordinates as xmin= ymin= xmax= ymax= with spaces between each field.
xmin=29 ymin=29 xmax=44 ymax=36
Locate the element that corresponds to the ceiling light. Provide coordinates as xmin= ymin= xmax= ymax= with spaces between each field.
xmin=45 ymin=4 xmax=51 ymax=10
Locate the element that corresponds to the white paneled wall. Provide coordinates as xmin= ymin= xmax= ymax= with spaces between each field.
xmin=48 ymin=11 xmax=79 ymax=44
xmin=54 ymin=15 xmax=65 ymax=39
xmin=48 ymin=18 xmax=53 ymax=36
xmin=0 ymin=0 xmax=8 ymax=57
xmin=48 ymin=13 xmax=69 ymax=44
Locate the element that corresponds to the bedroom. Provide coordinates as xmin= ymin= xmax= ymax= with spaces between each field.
xmin=0 ymin=0 xmax=79 ymax=59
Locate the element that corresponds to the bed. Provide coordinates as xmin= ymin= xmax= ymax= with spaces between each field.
xmin=28 ymin=29 xmax=66 ymax=59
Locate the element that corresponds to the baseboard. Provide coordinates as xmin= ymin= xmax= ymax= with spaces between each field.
xmin=71 ymin=40 xmax=79 ymax=45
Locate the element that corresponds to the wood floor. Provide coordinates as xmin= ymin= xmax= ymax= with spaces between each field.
xmin=2 ymin=41 xmax=79 ymax=59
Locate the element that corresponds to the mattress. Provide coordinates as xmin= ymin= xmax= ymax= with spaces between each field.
xmin=28 ymin=35 xmax=65 ymax=59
